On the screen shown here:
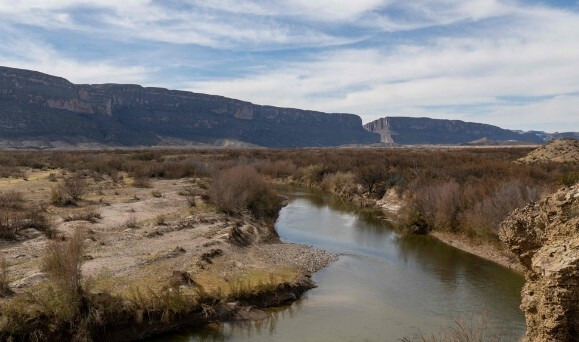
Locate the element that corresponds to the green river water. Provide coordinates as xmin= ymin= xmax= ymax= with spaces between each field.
xmin=156 ymin=188 xmax=525 ymax=341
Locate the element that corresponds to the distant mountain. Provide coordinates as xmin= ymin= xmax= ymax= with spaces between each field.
xmin=364 ymin=117 xmax=556 ymax=145
xmin=1 ymin=66 xmax=576 ymax=149
xmin=0 ymin=66 xmax=379 ymax=148
xmin=525 ymin=131 xmax=579 ymax=141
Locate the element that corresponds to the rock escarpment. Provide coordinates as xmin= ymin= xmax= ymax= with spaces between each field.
xmin=364 ymin=116 xmax=546 ymax=145
xmin=0 ymin=66 xmax=379 ymax=148
xmin=500 ymin=185 xmax=579 ymax=341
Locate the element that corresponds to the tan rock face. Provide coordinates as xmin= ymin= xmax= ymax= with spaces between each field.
xmin=500 ymin=185 xmax=579 ymax=341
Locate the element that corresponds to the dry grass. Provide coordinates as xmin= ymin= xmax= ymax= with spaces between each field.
xmin=43 ymin=228 xmax=85 ymax=301
xmin=0 ymin=257 xmax=12 ymax=297
xmin=62 ymin=207 xmax=102 ymax=223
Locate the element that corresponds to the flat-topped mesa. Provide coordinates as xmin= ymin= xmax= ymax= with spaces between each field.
xmin=364 ymin=116 xmax=544 ymax=145
xmin=0 ymin=66 xmax=379 ymax=148
xmin=499 ymin=185 xmax=579 ymax=342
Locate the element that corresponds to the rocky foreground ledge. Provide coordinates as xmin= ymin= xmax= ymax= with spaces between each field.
xmin=500 ymin=184 xmax=578 ymax=342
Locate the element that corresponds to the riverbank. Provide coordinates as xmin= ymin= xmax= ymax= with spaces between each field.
xmin=376 ymin=195 xmax=525 ymax=274
xmin=276 ymin=179 xmax=524 ymax=274
xmin=430 ymin=231 xmax=524 ymax=273
xmin=0 ymin=170 xmax=336 ymax=341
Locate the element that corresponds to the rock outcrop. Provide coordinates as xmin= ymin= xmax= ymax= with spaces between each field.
xmin=0 ymin=66 xmax=379 ymax=148
xmin=500 ymin=185 xmax=579 ymax=341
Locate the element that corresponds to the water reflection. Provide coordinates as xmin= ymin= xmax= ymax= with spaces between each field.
xmin=156 ymin=187 xmax=525 ymax=341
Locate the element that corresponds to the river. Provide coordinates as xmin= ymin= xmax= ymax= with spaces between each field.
xmin=159 ymin=187 xmax=525 ymax=341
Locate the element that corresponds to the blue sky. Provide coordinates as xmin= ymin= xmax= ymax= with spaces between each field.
xmin=1 ymin=0 xmax=578 ymax=132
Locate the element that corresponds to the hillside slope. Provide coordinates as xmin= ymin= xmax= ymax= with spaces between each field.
xmin=518 ymin=138 xmax=579 ymax=163
xmin=0 ymin=66 xmax=379 ymax=148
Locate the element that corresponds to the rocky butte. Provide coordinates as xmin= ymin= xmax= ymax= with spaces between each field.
xmin=0 ymin=66 xmax=379 ymax=148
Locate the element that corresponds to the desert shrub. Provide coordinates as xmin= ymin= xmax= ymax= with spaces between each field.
xmin=125 ymin=214 xmax=139 ymax=228
xmin=0 ymin=211 xmax=24 ymax=239
xmin=297 ymin=164 xmax=329 ymax=186
xmin=62 ymin=208 xmax=102 ymax=223
xmin=0 ymin=192 xmax=25 ymax=210
xmin=181 ymin=186 xmax=200 ymax=207
xmin=560 ymin=171 xmax=579 ymax=186
xmin=321 ymin=172 xmax=358 ymax=198
xmin=145 ymin=158 xmax=212 ymax=179
xmin=132 ymin=175 xmax=152 ymax=188
xmin=355 ymin=163 xmax=388 ymax=196
xmin=460 ymin=180 xmax=543 ymax=235
xmin=257 ymin=160 xmax=297 ymax=178
xmin=0 ymin=207 xmax=53 ymax=239
xmin=24 ymin=207 xmax=54 ymax=237
xmin=156 ymin=215 xmax=167 ymax=225
xmin=209 ymin=165 xmax=281 ymax=218
xmin=0 ymin=165 xmax=25 ymax=178
xmin=61 ymin=174 xmax=87 ymax=202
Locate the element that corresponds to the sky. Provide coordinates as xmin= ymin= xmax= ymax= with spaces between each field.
xmin=0 ymin=0 xmax=578 ymax=132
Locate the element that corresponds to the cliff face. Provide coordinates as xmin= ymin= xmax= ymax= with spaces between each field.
xmin=500 ymin=185 xmax=579 ymax=341
xmin=0 ymin=66 xmax=379 ymax=148
xmin=364 ymin=116 xmax=545 ymax=145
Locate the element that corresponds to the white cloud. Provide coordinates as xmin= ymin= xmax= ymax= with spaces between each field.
xmin=0 ymin=32 xmax=150 ymax=84
xmin=0 ymin=0 xmax=577 ymax=131
xmin=184 ymin=3 xmax=579 ymax=131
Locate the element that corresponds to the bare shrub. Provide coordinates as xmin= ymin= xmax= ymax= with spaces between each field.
xmin=0 ymin=211 xmax=24 ymax=239
xmin=132 ymin=175 xmax=151 ymax=188
xmin=0 ymin=192 xmax=25 ymax=210
xmin=298 ymin=164 xmax=328 ymax=186
xmin=61 ymin=174 xmax=87 ymax=202
xmin=209 ymin=165 xmax=281 ymax=218
xmin=125 ymin=214 xmax=139 ymax=228
xmin=257 ymin=160 xmax=297 ymax=178
xmin=24 ymin=207 xmax=54 ymax=237
xmin=461 ymin=180 xmax=544 ymax=235
xmin=355 ymin=164 xmax=388 ymax=196
xmin=321 ymin=172 xmax=358 ymax=198
xmin=181 ymin=186 xmax=200 ymax=207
